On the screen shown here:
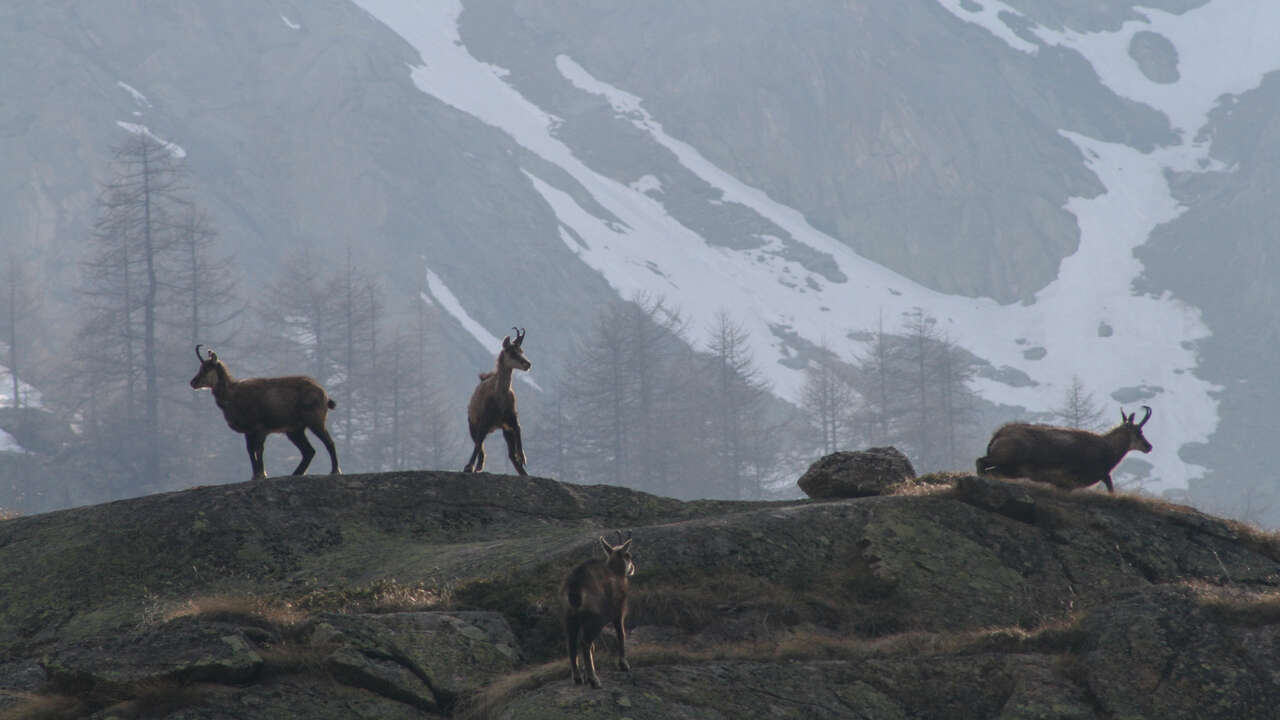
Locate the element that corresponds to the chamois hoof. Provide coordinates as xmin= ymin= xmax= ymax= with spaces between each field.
xmin=572 ymin=675 xmax=583 ymax=685
xmin=588 ymin=676 xmax=602 ymax=689
xmin=619 ymin=660 xmax=630 ymax=672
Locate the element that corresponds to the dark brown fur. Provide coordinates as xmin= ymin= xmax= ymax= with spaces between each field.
xmin=464 ymin=328 xmax=531 ymax=475
xmin=563 ymin=534 xmax=635 ymax=688
xmin=190 ymin=346 xmax=340 ymax=479
xmin=976 ymin=406 xmax=1152 ymax=493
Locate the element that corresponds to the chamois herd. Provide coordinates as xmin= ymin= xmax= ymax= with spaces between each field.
xmin=189 ymin=328 xmax=1155 ymax=688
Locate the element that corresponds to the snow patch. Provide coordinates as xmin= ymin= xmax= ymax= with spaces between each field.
xmin=0 ymin=366 xmax=43 ymax=409
xmin=630 ymin=174 xmax=662 ymax=194
xmin=0 ymin=429 xmax=20 ymax=454
xmin=935 ymin=0 xmax=1040 ymax=54
xmin=115 ymin=122 xmax=187 ymax=159
xmin=116 ymin=81 xmax=151 ymax=108
xmin=281 ymin=14 xmax=301 ymax=30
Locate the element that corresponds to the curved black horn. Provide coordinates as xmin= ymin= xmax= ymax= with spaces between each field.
xmin=1137 ymin=405 xmax=1152 ymax=428
xmin=195 ymin=344 xmax=205 ymax=362
xmin=513 ymin=326 xmax=526 ymax=345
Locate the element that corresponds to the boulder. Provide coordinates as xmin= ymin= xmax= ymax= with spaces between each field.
xmin=797 ymin=447 xmax=916 ymax=498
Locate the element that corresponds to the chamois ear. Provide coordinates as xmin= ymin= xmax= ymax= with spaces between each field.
xmin=502 ymin=335 xmax=512 ymax=349
xmin=208 ymin=349 xmax=218 ymax=362
xmin=599 ymin=536 xmax=614 ymax=556
xmin=617 ymin=538 xmax=633 ymax=553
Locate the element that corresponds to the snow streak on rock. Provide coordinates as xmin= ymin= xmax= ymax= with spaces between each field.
xmin=115 ymin=122 xmax=186 ymax=159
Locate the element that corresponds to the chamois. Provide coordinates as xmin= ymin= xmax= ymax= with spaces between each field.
xmin=190 ymin=346 xmax=340 ymax=480
xmin=564 ymin=532 xmax=635 ymax=689
xmin=976 ymin=406 xmax=1153 ymax=493
xmin=463 ymin=327 xmax=531 ymax=475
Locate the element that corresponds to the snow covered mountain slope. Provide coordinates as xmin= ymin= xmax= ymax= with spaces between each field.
xmin=4 ymin=1 xmax=1279 ymax=505
xmin=348 ymin=0 xmax=1280 ymax=493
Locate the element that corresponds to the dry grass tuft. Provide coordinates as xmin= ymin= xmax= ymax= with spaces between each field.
xmin=164 ymin=593 xmax=307 ymax=639
xmin=459 ymin=617 xmax=1091 ymax=719
xmin=886 ymin=477 xmax=960 ymax=497
xmin=167 ymin=593 xmax=304 ymax=624
xmin=0 ymin=680 xmax=221 ymax=720
xmin=912 ymin=471 xmax=970 ymax=486
xmin=456 ymin=661 xmax=565 ymax=720
xmin=291 ymin=577 xmax=450 ymax=615
xmin=1187 ymin=581 xmax=1280 ymax=627
xmin=0 ymin=693 xmax=87 ymax=720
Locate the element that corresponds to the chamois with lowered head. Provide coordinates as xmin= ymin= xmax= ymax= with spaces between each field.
xmin=464 ymin=327 xmax=531 ymax=475
xmin=976 ymin=406 xmax=1153 ymax=493
xmin=564 ymin=531 xmax=635 ymax=689
xmin=190 ymin=346 xmax=340 ymax=480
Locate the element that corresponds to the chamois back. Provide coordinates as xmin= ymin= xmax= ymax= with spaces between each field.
xmin=976 ymin=406 xmax=1152 ymax=493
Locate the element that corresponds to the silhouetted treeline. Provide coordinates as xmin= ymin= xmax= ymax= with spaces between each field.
xmin=0 ymin=134 xmax=998 ymax=513
xmin=799 ymin=308 xmax=985 ymax=473
xmin=523 ymin=298 xmax=793 ymax=500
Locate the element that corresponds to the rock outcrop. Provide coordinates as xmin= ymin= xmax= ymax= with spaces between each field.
xmin=796 ymin=446 xmax=917 ymax=498
xmin=0 ymin=470 xmax=1278 ymax=718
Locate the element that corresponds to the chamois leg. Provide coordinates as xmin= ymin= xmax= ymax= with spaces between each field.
xmin=581 ymin=616 xmax=607 ymax=688
xmin=503 ymin=427 xmax=527 ymax=476
xmin=246 ymin=432 xmax=267 ymax=480
xmin=286 ymin=429 xmax=316 ymax=475
xmin=465 ymin=439 xmax=486 ymax=472
xmin=1102 ymin=474 xmax=1115 ymax=494
xmin=566 ymin=612 xmax=583 ymax=684
xmin=510 ymin=417 xmax=527 ymax=467
xmin=309 ymin=423 xmax=340 ymax=474
xmin=613 ymin=614 xmax=630 ymax=672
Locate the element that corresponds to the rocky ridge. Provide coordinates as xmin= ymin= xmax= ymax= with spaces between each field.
xmin=0 ymin=470 xmax=1278 ymax=718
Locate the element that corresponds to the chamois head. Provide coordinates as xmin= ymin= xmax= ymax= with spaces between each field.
xmin=600 ymin=532 xmax=636 ymax=578
xmin=500 ymin=327 xmax=532 ymax=372
xmin=1119 ymin=405 xmax=1153 ymax=453
xmin=190 ymin=345 xmax=222 ymax=389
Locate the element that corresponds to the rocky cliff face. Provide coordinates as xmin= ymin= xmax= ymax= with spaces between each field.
xmin=0 ymin=470 xmax=1277 ymax=718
